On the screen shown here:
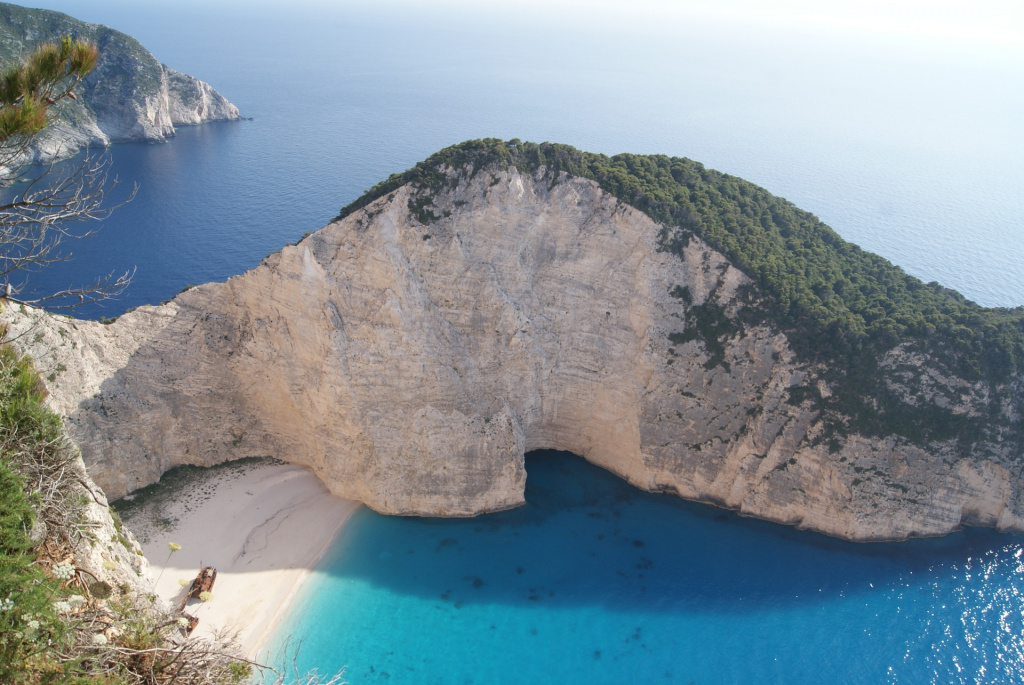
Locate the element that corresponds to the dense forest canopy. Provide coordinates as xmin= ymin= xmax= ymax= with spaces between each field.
xmin=338 ymin=139 xmax=1024 ymax=445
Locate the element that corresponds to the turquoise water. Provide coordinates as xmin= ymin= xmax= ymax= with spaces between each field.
xmin=9 ymin=3 xmax=1024 ymax=680
xmin=272 ymin=452 xmax=1024 ymax=684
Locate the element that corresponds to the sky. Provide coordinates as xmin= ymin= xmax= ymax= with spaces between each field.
xmin=374 ymin=0 xmax=1024 ymax=45
xmin=20 ymin=0 xmax=1024 ymax=48
xmin=7 ymin=0 xmax=1023 ymax=309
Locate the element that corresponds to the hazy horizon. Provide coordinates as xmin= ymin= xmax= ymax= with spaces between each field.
xmin=5 ymin=0 xmax=1024 ymax=309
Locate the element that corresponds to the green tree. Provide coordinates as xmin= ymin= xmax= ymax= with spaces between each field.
xmin=0 ymin=36 xmax=133 ymax=310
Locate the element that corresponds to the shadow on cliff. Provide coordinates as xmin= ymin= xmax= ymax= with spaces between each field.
xmin=310 ymin=450 xmax=1022 ymax=616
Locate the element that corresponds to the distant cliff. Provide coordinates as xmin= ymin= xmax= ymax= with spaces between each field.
xmin=0 ymin=2 xmax=239 ymax=163
xmin=6 ymin=140 xmax=1023 ymax=542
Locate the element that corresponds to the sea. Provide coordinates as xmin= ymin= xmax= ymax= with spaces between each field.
xmin=274 ymin=451 xmax=1024 ymax=684
xmin=14 ymin=1 xmax=1024 ymax=682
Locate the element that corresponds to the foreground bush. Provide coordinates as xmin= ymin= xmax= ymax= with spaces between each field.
xmin=0 ymin=332 xmax=341 ymax=683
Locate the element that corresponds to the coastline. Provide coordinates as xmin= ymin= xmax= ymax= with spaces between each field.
xmin=247 ymin=500 xmax=359 ymax=661
xmin=116 ymin=458 xmax=360 ymax=659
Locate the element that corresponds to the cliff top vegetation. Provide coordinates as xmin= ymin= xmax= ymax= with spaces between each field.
xmin=337 ymin=139 xmax=1024 ymax=447
xmin=0 ymin=2 xmax=176 ymax=151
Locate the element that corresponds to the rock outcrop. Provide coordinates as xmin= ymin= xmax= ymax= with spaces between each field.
xmin=69 ymin=451 xmax=151 ymax=598
xmin=0 ymin=2 xmax=240 ymax=164
xmin=7 ymin=160 xmax=1023 ymax=542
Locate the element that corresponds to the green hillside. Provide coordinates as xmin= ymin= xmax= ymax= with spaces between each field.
xmin=0 ymin=3 xmax=163 ymax=113
xmin=338 ymin=139 xmax=1024 ymax=448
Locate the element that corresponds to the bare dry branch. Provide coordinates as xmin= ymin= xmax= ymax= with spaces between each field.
xmin=0 ymin=38 xmax=133 ymax=313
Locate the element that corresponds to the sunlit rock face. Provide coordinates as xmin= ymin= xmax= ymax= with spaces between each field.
xmin=9 ymin=166 xmax=1023 ymax=541
xmin=0 ymin=3 xmax=240 ymax=164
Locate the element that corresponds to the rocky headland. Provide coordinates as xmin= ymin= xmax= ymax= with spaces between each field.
xmin=7 ymin=140 xmax=1023 ymax=542
xmin=0 ymin=2 xmax=240 ymax=164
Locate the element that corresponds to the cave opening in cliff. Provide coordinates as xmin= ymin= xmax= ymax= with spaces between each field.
xmin=521 ymin=448 xmax=628 ymax=511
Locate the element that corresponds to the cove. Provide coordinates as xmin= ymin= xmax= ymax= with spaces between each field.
xmin=270 ymin=451 xmax=1024 ymax=684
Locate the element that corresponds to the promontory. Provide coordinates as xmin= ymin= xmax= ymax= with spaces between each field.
xmin=8 ymin=139 xmax=1024 ymax=542
xmin=0 ymin=2 xmax=239 ymax=164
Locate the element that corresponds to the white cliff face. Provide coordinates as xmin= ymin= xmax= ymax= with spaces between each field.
xmin=163 ymin=68 xmax=241 ymax=126
xmin=29 ymin=64 xmax=240 ymax=164
xmin=7 ymin=167 xmax=1023 ymax=541
xmin=71 ymin=457 xmax=151 ymax=598
xmin=0 ymin=4 xmax=240 ymax=165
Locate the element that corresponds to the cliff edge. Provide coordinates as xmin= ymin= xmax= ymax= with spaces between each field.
xmin=0 ymin=2 xmax=240 ymax=163
xmin=7 ymin=141 xmax=1023 ymax=542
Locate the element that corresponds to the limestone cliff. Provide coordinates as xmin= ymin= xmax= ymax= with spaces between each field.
xmin=68 ymin=450 xmax=151 ymax=598
xmin=0 ymin=3 xmax=240 ymax=164
xmin=6 ymin=149 xmax=1023 ymax=542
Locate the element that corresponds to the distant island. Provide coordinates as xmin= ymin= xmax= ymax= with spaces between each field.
xmin=9 ymin=138 xmax=1023 ymax=543
xmin=0 ymin=2 xmax=239 ymax=164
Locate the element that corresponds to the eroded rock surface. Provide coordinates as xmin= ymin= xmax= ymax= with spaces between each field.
xmin=7 ymin=167 xmax=1023 ymax=540
xmin=0 ymin=2 xmax=240 ymax=164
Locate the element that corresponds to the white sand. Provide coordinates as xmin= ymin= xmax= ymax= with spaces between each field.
xmin=120 ymin=459 xmax=359 ymax=659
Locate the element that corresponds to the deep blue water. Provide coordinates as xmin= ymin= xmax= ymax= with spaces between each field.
xmin=10 ymin=2 xmax=1024 ymax=681
xmin=273 ymin=452 xmax=1024 ymax=684
xmin=11 ymin=1 xmax=1024 ymax=315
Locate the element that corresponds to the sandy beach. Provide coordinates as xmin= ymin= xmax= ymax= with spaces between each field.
xmin=116 ymin=458 xmax=359 ymax=660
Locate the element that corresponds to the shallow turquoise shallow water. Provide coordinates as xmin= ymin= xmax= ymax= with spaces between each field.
xmin=270 ymin=452 xmax=1024 ymax=684
xmin=7 ymin=4 xmax=1022 ymax=681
